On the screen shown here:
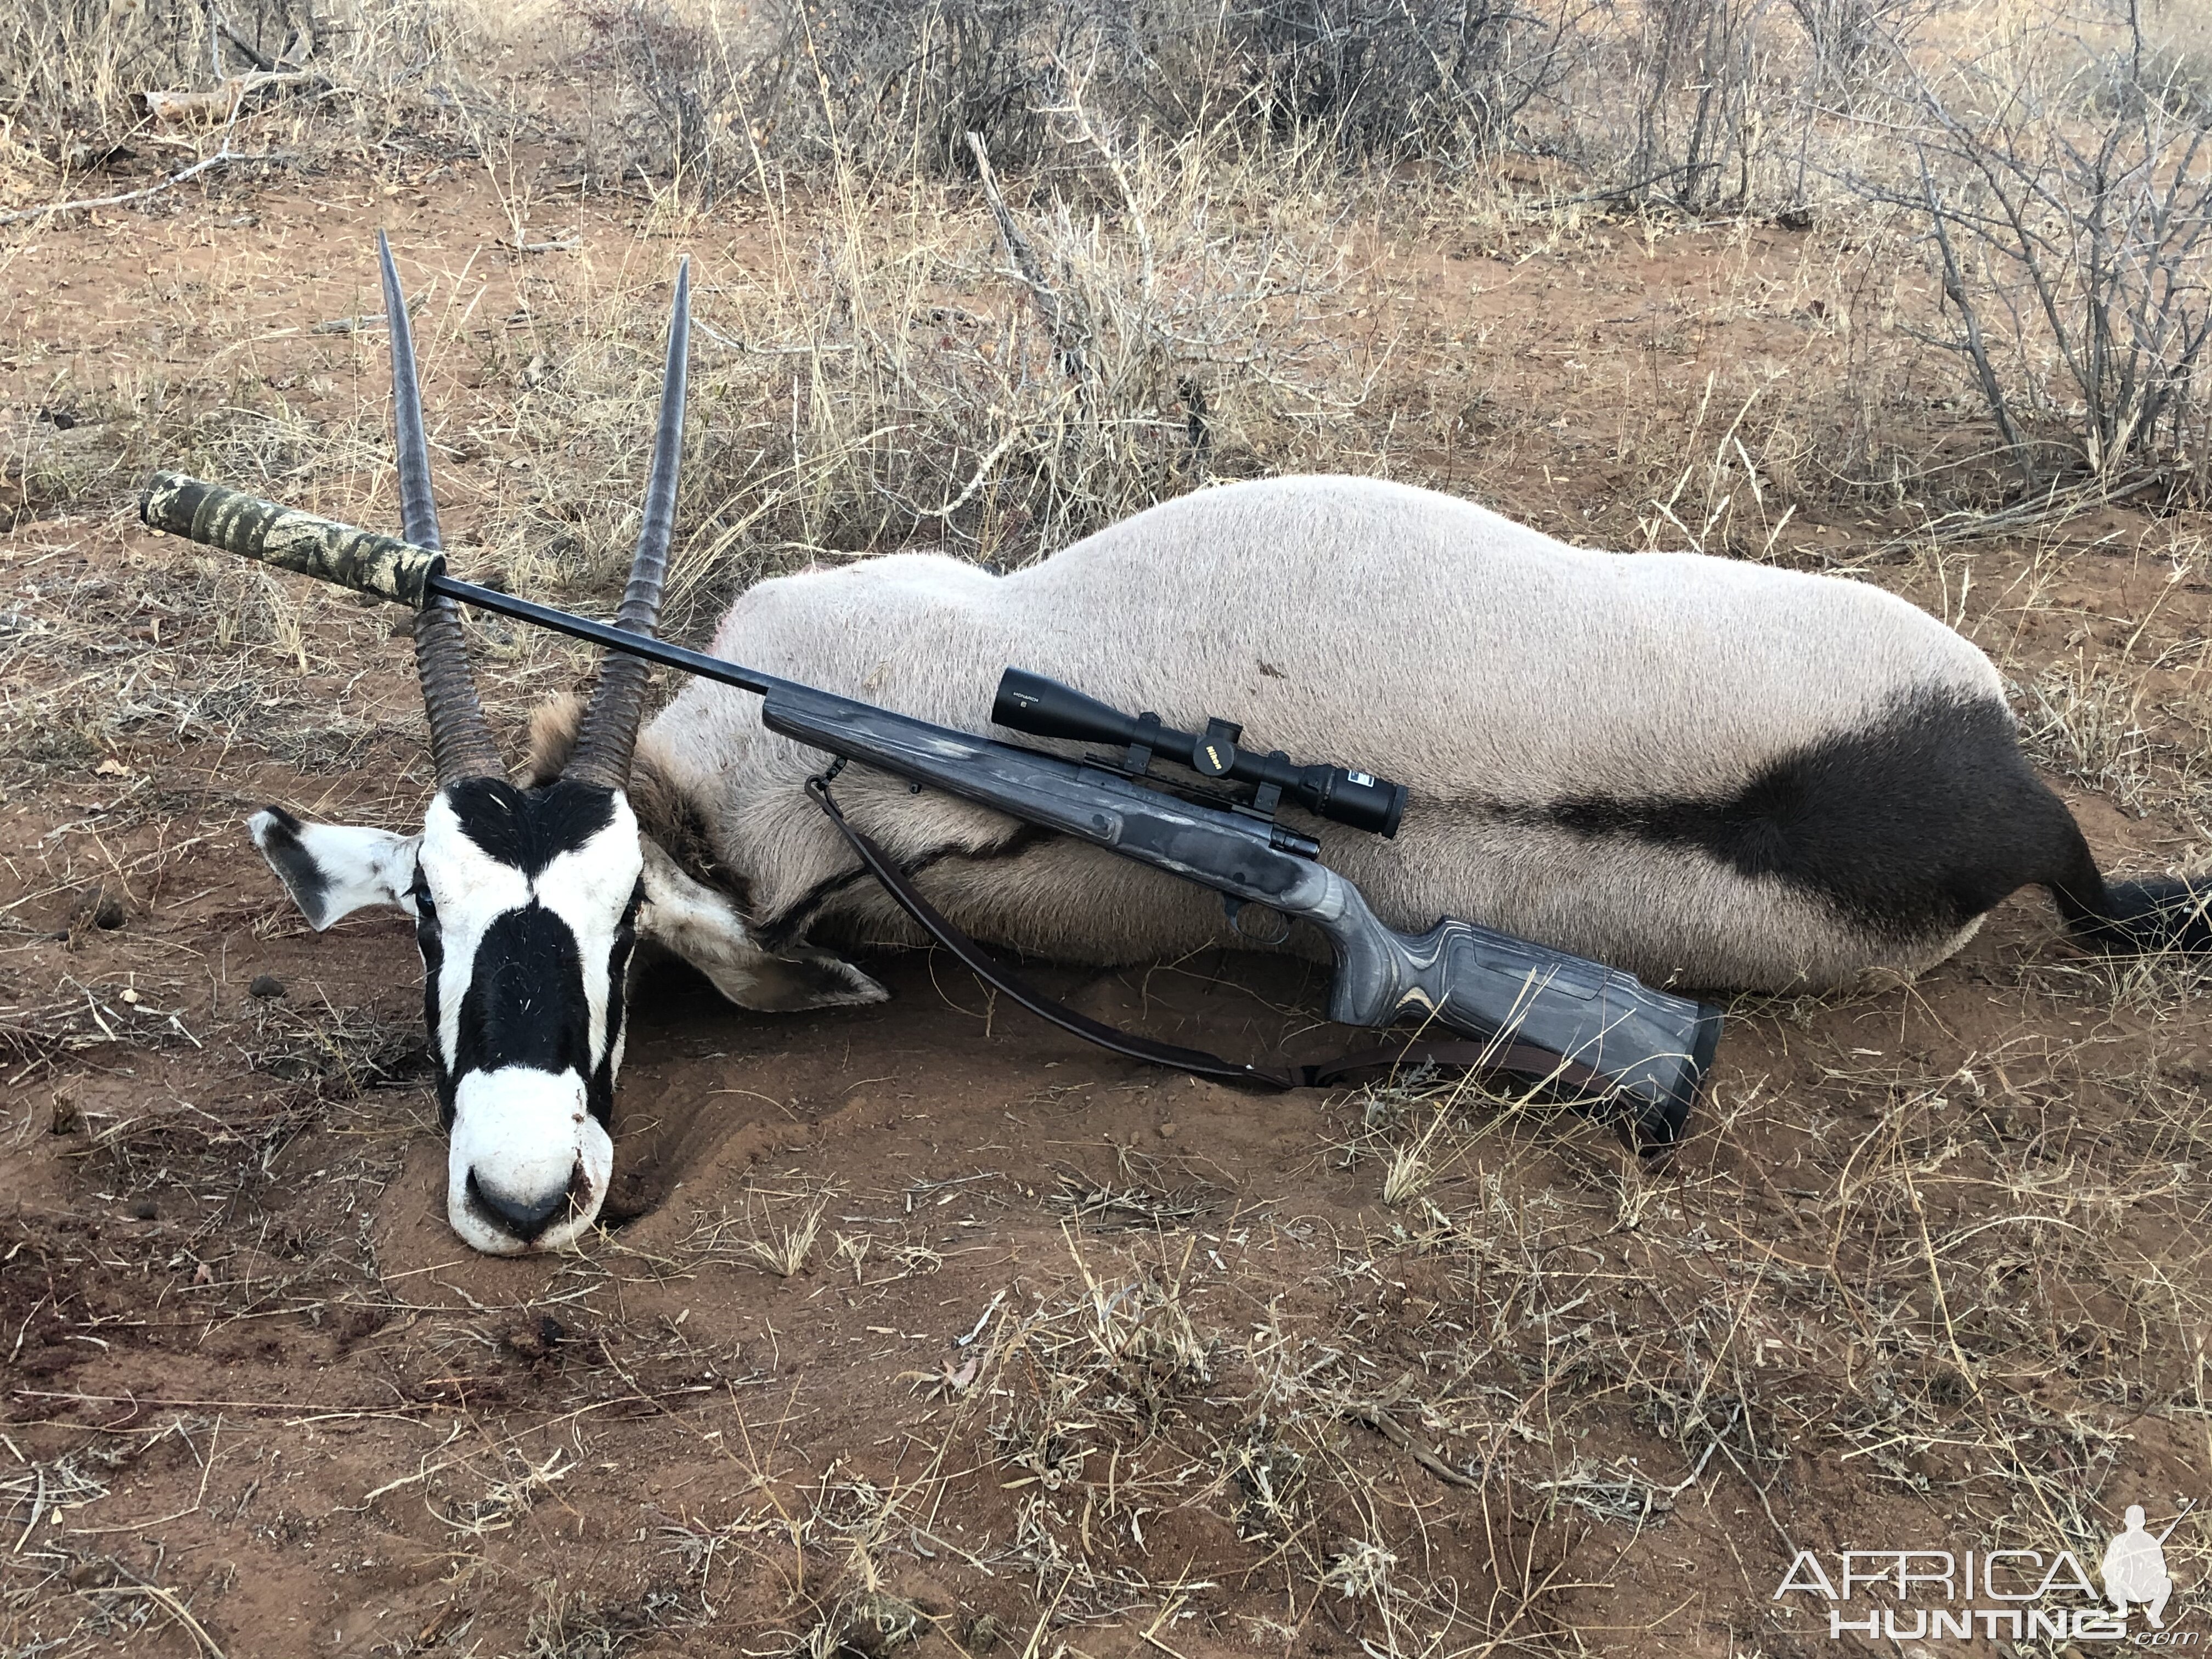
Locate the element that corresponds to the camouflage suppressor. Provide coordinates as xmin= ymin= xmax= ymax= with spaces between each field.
xmin=140 ymin=471 xmax=446 ymax=607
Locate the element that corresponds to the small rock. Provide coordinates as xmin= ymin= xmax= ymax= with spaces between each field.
xmin=1158 ymin=1121 xmax=1177 ymax=1139
xmin=249 ymin=974 xmax=286 ymax=999
xmin=128 ymin=1200 xmax=157 ymax=1222
xmin=503 ymin=1315 xmax=568 ymax=1361
xmin=388 ymin=612 xmax=416 ymax=639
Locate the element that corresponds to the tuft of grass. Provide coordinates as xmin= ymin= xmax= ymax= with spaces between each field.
xmin=2013 ymin=654 xmax=2156 ymax=810
xmin=681 ymin=1192 xmax=829 ymax=1278
xmin=1380 ymin=1143 xmax=1435 ymax=1207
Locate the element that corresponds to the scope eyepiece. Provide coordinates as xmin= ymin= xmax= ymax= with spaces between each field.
xmin=992 ymin=668 xmax=1408 ymax=838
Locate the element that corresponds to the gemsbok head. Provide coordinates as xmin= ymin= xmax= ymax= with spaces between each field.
xmin=246 ymin=236 xmax=883 ymax=1254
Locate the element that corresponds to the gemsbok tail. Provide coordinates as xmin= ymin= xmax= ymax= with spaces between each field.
xmin=2048 ymin=826 xmax=2212 ymax=954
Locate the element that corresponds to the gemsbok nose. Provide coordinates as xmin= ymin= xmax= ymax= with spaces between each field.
xmin=466 ymin=1161 xmax=587 ymax=1244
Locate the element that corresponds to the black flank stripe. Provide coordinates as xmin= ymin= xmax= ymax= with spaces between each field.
xmin=758 ymin=823 xmax=1057 ymax=950
xmin=1526 ymin=689 xmax=2087 ymax=941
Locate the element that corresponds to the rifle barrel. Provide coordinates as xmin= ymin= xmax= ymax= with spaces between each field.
xmin=424 ymin=571 xmax=785 ymax=701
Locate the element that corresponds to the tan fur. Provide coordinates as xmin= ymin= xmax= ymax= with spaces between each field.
xmin=523 ymin=694 xmax=584 ymax=786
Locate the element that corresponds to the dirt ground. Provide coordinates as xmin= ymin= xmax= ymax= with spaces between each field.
xmin=7 ymin=144 xmax=2212 ymax=1658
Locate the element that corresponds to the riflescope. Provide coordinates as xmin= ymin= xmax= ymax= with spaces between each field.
xmin=992 ymin=668 xmax=1408 ymax=838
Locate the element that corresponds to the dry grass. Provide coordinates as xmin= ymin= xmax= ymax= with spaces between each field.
xmin=0 ymin=0 xmax=493 ymax=216
xmin=525 ymin=128 xmax=1369 ymax=605
xmin=5 ymin=0 xmax=2212 ymax=1651
xmin=679 ymin=1190 xmax=828 ymax=1278
xmin=2143 ymin=0 xmax=2212 ymax=97
xmin=2015 ymin=651 xmax=2159 ymax=808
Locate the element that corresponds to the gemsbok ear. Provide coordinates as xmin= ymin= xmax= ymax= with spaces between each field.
xmin=248 ymin=806 xmax=422 ymax=931
xmin=636 ymin=838 xmax=887 ymax=1012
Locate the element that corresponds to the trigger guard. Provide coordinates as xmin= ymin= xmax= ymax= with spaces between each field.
xmin=1223 ymin=895 xmax=1291 ymax=946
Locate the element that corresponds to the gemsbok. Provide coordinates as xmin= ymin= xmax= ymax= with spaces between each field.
xmin=246 ymin=239 xmax=2212 ymax=1254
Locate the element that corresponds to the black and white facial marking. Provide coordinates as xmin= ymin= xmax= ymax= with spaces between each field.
xmin=251 ymin=805 xmax=420 ymax=932
xmin=229 ymin=239 xmax=709 ymax=1258
xmin=415 ymin=777 xmax=645 ymax=1255
xmin=244 ymin=782 xmax=884 ymax=1256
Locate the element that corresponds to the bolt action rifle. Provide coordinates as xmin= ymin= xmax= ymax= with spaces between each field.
xmin=142 ymin=471 xmax=1724 ymax=1143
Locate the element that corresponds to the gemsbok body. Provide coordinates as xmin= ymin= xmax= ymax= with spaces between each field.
xmin=255 ymin=242 xmax=2212 ymax=1255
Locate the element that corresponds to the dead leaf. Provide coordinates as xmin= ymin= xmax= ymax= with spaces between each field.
xmin=933 ymin=1356 xmax=979 ymax=1398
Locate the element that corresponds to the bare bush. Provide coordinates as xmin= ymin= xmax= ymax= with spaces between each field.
xmin=0 ymin=0 xmax=458 ymax=160
xmin=1875 ymin=36 xmax=2212 ymax=492
xmin=554 ymin=0 xmax=1193 ymax=190
xmin=602 ymin=0 xmax=1581 ymax=189
xmin=774 ymin=0 xmax=1124 ymax=175
xmin=1780 ymin=0 xmax=1940 ymax=89
xmin=1519 ymin=0 xmax=1937 ymax=215
xmin=544 ymin=0 xmax=1926 ymax=207
xmin=449 ymin=132 xmax=1367 ymax=618
xmin=1620 ymin=0 xmax=1778 ymax=211
xmin=2134 ymin=0 xmax=2212 ymax=115
xmin=1229 ymin=0 xmax=1576 ymax=161
xmin=694 ymin=138 xmax=1361 ymax=574
xmin=563 ymin=0 xmax=724 ymax=188
xmin=2 ymin=0 xmax=305 ymax=157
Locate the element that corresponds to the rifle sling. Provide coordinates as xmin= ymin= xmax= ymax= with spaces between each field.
xmin=804 ymin=776 xmax=1625 ymax=1103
